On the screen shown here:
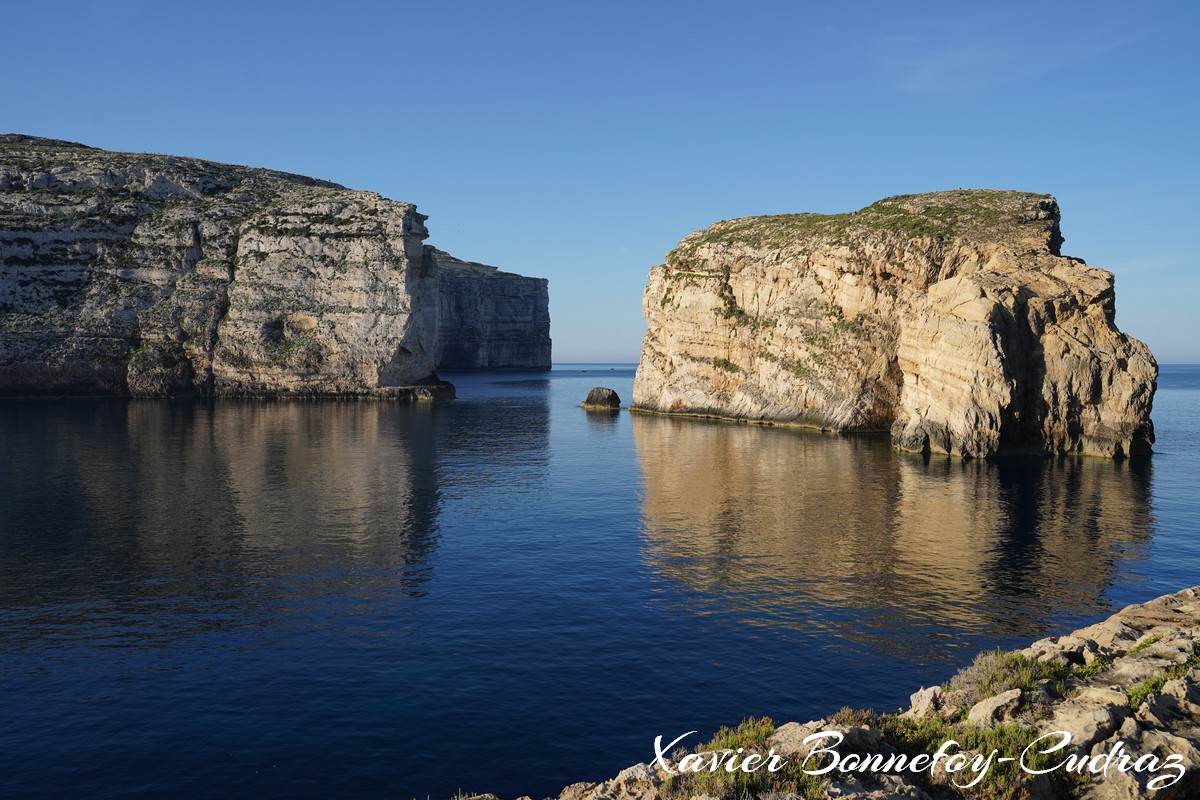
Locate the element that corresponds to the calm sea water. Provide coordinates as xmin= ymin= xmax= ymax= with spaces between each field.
xmin=1 ymin=364 xmax=1198 ymax=799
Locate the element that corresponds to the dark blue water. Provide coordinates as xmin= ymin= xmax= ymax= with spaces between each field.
xmin=1 ymin=364 xmax=1197 ymax=799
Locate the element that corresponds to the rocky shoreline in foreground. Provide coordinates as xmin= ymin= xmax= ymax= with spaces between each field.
xmin=466 ymin=587 xmax=1200 ymax=800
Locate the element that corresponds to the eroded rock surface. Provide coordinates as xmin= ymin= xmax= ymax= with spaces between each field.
xmin=633 ymin=190 xmax=1156 ymax=457
xmin=0 ymin=135 xmax=549 ymax=396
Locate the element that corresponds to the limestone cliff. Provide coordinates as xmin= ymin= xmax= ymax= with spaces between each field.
xmin=633 ymin=190 xmax=1156 ymax=457
xmin=0 ymin=134 xmax=550 ymax=396
xmin=432 ymin=248 xmax=551 ymax=370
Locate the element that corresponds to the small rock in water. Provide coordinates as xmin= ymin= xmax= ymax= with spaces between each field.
xmin=581 ymin=387 xmax=621 ymax=410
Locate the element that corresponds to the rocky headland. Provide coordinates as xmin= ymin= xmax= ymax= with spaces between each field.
xmin=432 ymin=248 xmax=551 ymax=371
xmin=469 ymin=586 xmax=1200 ymax=800
xmin=0 ymin=134 xmax=550 ymax=397
xmin=633 ymin=191 xmax=1156 ymax=458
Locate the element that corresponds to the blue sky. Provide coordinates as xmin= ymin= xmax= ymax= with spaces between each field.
xmin=3 ymin=1 xmax=1197 ymax=362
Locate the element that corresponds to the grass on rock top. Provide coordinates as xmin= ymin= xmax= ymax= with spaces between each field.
xmin=667 ymin=189 xmax=1058 ymax=264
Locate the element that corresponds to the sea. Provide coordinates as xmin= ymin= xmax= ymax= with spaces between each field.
xmin=1 ymin=364 xmax=1197 ymax=799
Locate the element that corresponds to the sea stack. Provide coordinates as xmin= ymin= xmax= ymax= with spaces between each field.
xmin=0 ymin=135 xmax=550 ymax=397
xmin=633 ymin=190 xmax=1156 ymax=458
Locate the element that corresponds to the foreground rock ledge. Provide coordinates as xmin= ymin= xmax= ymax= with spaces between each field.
xmin=632 ymin=190 xmax=1157 ymax=458
xmin=468 ymin=586 xmax=1200 ymax=800
xmin=0 ymin=135 xmax=550 ymax=397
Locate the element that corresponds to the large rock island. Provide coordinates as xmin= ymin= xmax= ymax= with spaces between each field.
xmin=0 ymin=134 xmax=550 ymax=396
xmin=633 ymin=190 xmax=1156 ymax=458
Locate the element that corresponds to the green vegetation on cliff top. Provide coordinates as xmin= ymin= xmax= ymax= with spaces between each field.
xmin=668 ymin=189 xmax=1060 ymax=263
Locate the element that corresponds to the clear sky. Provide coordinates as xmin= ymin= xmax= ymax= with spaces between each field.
xmin=3 ymin=1 xmax=1197 ymax=362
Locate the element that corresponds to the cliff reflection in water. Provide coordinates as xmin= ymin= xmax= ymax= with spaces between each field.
xmin=0 ymin=400 xmax=446 ymax=645
xmin=633 ymin=414 xmax=1154 ymax=661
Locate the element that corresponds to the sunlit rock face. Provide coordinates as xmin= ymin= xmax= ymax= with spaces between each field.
xmin=0 ymin=135 xmax=550 ymax=395
xmin=633 ymin=190 xmax=1157 ymax=457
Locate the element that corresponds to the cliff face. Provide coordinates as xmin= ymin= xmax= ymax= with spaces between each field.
xmin=0 ymin=135 xmax=550 ymax=396
xmin=633 ymin=190 xmax=1157 ymax=457
xmin=432 ymin=249 xmax=551 ymax=370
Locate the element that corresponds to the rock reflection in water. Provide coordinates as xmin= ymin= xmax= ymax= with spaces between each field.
xmin=0 ymin=400 xmax=442 ymax=646
xmin=633 ymin=414 xmax=1154 ymax=661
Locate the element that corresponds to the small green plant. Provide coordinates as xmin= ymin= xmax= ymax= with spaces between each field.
xmin=945 ymin=648 xmax=1071 ymax=708
xmin=1072 ymin=655 xmax=1114 ymax=679
xmin=1127 ymin=642 xmax=1200 ymax=708
xmin=712 ymin=358 xmax=740 ymax=373
xmin=1126 ymin=634 xmax=1162 ymax=655
xmin=267 ymin=332 xmax=323 ymax=367
xmin=655 ymin=701 xmax=1090 ymax=800
xmin=1128 ymin=675 xmax=1170 ymax=710
xmin=833 ymin=316 xmax=868 ymax=338
xmin=661 ymin=717 xmax=830 ymax=799
xmin=704 ymin=715 xmax=776 ymax=751
xmin=827 ymin=708 xmax=1074 ymax=799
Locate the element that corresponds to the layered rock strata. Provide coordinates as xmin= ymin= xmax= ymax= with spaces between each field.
xmin=633 ymin=191 xmax=1156 ymax=457
xmin=432 ymin=248 xmax=551 ymax=370
xmin=0 ymin=135 xmax=550 ymax=396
